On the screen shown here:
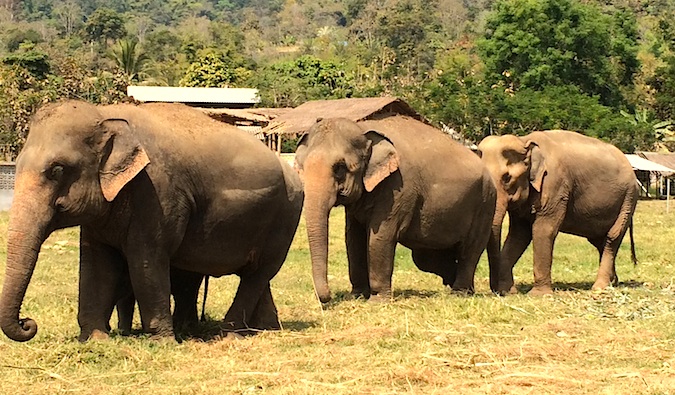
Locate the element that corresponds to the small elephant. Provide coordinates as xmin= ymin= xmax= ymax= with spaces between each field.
xmin=477 ymin=130 xmax=638 ymax=295
xmin=0 ymin=100 xmax=304 ymax=342
xmin=295 ymin=116 xmax=497 ymax=302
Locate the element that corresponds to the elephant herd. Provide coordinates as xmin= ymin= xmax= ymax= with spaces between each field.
xmin=0 ymin=100 xmax=638 ymax=343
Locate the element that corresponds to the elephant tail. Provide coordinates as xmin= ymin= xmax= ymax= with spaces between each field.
xmin=200 ymin=276 xmax=209 ymax=322
xmin=629 ymin=218 xmax=638 ymax=266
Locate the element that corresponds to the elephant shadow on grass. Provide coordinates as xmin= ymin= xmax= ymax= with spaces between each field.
xmin=109 ymin=317 xmax=319 ymax=342
xmin=516 ymin=280 xmax=645 ymax=294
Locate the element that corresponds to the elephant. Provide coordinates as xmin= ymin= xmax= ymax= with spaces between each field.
xmin=477 ymin=130 xmax=638 ymax=295
xmin=0 ymin=100 xmax=304 ymax=342
xmin=295 ymin=116 xmax=497 ymax=303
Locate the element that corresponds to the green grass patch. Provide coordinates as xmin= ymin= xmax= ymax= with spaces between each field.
xmin=0 ymin=201 xmax=674 ymax=394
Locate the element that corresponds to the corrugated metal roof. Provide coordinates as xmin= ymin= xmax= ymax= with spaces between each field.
xmin=199 ymin=107 xmax=291 ymax=123
xmin=638 ymin=152 xmax=675 ymax=174
xmin=625 ymin=154 xmax=675 ymax=174
xmin=127 ymin=86 xmax=260 ymax=104
xmin=263 ymin=97 xmax=424 ymax=135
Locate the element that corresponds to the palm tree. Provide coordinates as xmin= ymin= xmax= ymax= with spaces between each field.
xmin=109 ymin=38 xmax=149 ymax=83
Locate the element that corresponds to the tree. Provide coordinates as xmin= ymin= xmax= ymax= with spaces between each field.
xmin=179 ymin=50 xmax=252 ymax=87
xmin=477 ymin=0 xmax=639 ymax=107
xmin=251 ymin=55 xmax=352 ymax=107
xmin=83 ymin=7 xmax=127 ymax=48
xmin=109 ymin=38 xmax=149 ymax=82
xmin=53 ymin=0 xmax=81 ymax=37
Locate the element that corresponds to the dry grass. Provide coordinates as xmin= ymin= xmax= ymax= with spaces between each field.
xmin=0 ymin=200 xmax=674 ymax=394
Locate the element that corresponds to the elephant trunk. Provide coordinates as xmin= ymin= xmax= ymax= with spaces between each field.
xmin=303 ymin=159 xmax=338 ymax=304
xmin=488 ymin=194 xmax=508 ymax=293
xmin=1 ymin=174 xmax=53 ymax=342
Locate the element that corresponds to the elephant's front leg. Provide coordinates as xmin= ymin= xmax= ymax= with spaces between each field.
xmin=126 ymin=249 xmax=174 ymax=338
xmin=367 ymin=224 xmax=398 ymax=302
xmin=78 ymin=230 xmax=126 ymax=341
xmin=529 ymin=216 xmax=562 ymax=295
xmin=498 ymin=216 xmax=533 ymax=294
xmin=346 ymin=214 xmax=369 ymax=299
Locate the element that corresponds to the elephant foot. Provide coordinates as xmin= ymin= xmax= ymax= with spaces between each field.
xmin=495 ymin=285 xmax=519 ymax=296
xmin=447 ymin=285 xmax=474 ymax=296
xmin=82 ymin=329 xmax=109 ymax=342
xmin=528 ymin=285 xmax=553 ymax=296
xmin=345 ymin=288 xmax=369 ymax=301
xmin=591 ymin=279 xmax=612 ymax=291
xmin=368 ymin=293 xmax=392 ymax=303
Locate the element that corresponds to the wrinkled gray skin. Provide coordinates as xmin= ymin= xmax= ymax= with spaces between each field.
xmin=0 ymin=100 xmax=303 ymax=342
xmin=295 ymin=116 xmax=497 ymax=303
xmin=477 ymin=130 xmax=638 ymax=295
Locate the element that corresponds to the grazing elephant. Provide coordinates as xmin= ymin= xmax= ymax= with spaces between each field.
xmin=295 ymin=116 xmax=497 ymax=303
xmin=477 ymin=130 xmax=638 ymax=295
xmin=0 ymin=100 xmax=304 ymax=342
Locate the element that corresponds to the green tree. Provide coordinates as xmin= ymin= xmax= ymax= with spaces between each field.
xmin=83 ymin=7 xmax=127 ymax=48
xmin=252 ymin=55 xmax=352 ymax=107
xmin=179 ymin=50 xmax=252 ymax=87
xmin=109 ymin=38 xmax=149 ymax=82
xmin=477 ymin=0 xmax=639 ymax=107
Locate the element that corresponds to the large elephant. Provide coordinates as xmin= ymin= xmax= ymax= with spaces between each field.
xmin=295 ymin=116 xmax=497 ymax=303
xmin=0 ymin=100 xmax=304 ymax=342
xmin=477 ymin=130 xmax=638 ymax=295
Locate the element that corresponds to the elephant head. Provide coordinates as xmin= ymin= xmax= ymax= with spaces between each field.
xmin=1 ymin=100 xmax=149 ymax=342
xmin=294 ymin=118 xmax=399 ymax=303
xmin=477 ymin=134 xmax=546 ymax=291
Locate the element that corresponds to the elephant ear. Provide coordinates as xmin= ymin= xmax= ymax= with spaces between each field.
xmin=294 ymin=133 xmax=309 ymax=173
xmin=363 ymin=130 xmax=399 ymax=192
xmin=525 ymin=140 xmax=546 ymax=192
xmin=98 ymin=118 xmax=150 ymax=202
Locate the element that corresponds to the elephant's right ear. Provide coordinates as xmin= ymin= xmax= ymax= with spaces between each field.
xmin=364 ymin=130 xmax=399 ymax=192
xmin=98 ymin=118 xmax=150 ymax=202
xmin=293 ymin=133 xmax=309 ymax=176
xmin=525 ymin=140 xmax=546 ymax=192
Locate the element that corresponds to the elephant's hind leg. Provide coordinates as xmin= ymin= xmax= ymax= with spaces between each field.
xmin=248 ymin=283 xmax=280 ymax=330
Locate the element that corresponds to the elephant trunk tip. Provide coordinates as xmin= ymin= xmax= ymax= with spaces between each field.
xmin=2 ymin=317 xmax=38 ymax=342
xmin=315 ymin=287 xmax=332 ymax=304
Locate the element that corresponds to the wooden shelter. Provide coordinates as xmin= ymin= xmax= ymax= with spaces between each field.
xmin=199 ymin=107 xmax=292 ymax=141
xmin=261 ymin=97 xmax=426 ymax=152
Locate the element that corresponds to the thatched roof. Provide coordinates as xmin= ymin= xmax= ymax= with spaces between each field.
xmin=199 ymin=107 xmax=292 ymax=124
xmin=262 ymin=97 xmax=424 ymax=135
xmin=638 ymin=152 xmax=675 ymax=176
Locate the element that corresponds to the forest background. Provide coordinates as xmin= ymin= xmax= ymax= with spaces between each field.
xmin=2 ymin=0 xmax=675 ymax=157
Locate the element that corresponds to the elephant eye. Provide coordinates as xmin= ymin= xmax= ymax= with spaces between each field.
xmin=333 ymin=162 xmax=348 ymax=182
xmin=46 ymin=164 xmax=65 ymax=181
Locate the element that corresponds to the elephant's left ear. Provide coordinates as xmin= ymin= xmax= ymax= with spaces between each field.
xmin=364 ymin=130 xmax=399 ymax=192
xmin=98 ymin=118 xmax=150 ymax=202
xmin=525 ymin=140 xmax=546 ymax=192
xmin=294 ymin=133 xmax=309 ymax=172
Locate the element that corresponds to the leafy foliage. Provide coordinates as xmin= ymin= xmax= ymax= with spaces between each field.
xmin=0 ymin=0 xmax=675 ymax=157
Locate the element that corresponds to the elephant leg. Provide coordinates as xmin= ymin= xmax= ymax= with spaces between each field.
xmin=78 ymin=229 xmax=126 ymax=341
xmin=499 ymin=217 xmax=533 ymax=294
xmin=346 ymin=213 xmax=369 ymax=298
xmin=171 ymin=267 xmax=204 ymax=332
xmin=593 ymin=208 xmax=633 ymax=290
xmin=588 ymin=237 xmax=618 ymax=286
xmin=125 ymin=249 xmax=174 ymax=338
xmin=116 ymin=293 xmax=135 ymax=335
xmin=412 ymin=248 xmax=457 ymax=287
xmin=529 ymin=215 xmax=562 ymax=295
xmin=367 ymin=224 xmax=398 ymax=302
xmin=248 ymin=283 xmax=280 ymax=330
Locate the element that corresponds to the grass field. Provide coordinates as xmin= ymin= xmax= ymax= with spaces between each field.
xmin=0 ymin=200 xmax=674 ymax=394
